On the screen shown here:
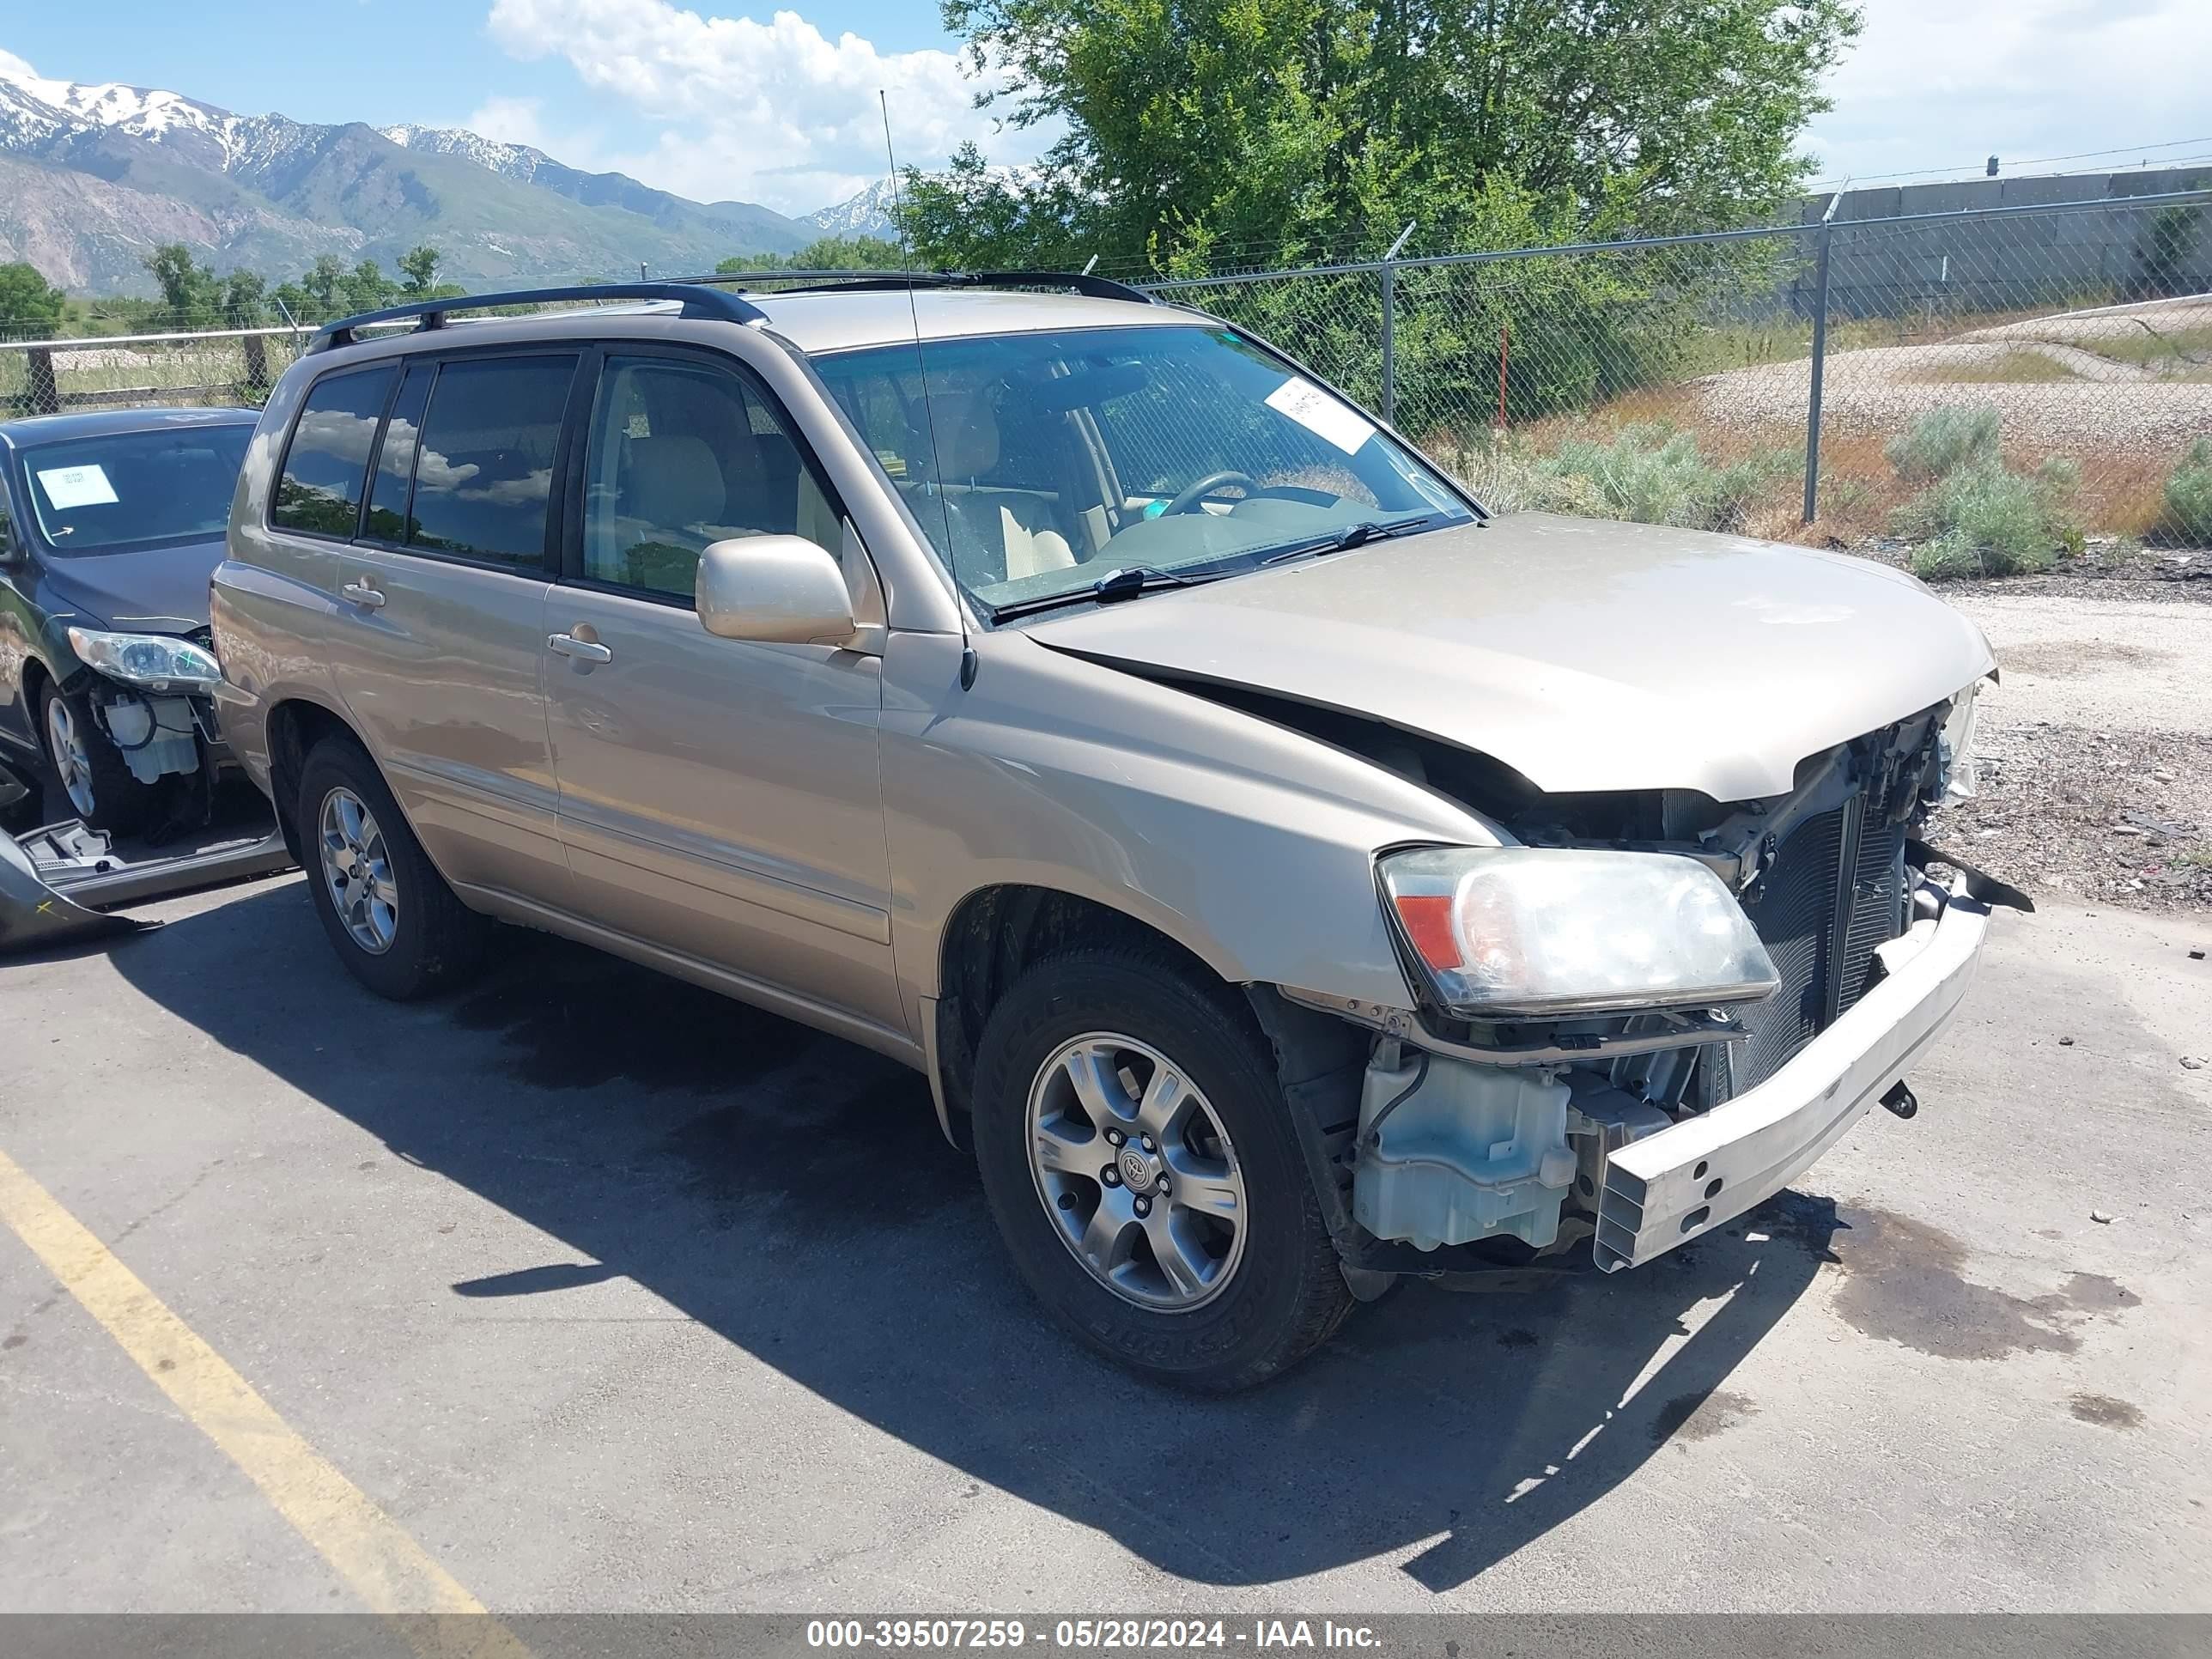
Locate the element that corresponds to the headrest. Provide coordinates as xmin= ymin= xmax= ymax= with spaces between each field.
xmin=931 ymin=390 xmax=1000 ymax=481
xmin=625 ymin=434 xmax=724 ymax=526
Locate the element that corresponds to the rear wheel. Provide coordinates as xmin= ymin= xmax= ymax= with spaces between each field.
xmin=971 ymin=947 xmax=1354 ymax=1391
xmin=297 ymin=735 xmax=489 ymax=1000
xmin=40 ymin=683 xmax=158 ymax=836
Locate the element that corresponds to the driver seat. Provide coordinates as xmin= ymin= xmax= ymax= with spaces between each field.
xmin=930 ymin=392 xmax=1078 ymax=582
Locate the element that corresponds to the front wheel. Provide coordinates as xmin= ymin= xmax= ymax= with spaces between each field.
xmin=40 ymin=684 xmax=159 ymax=835
xmin=971 ymin=947 xmax=1353 ymax=1391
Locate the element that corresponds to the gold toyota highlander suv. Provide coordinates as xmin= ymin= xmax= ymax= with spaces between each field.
xmin=212 ymin=273 xmax=2005 ymax=1390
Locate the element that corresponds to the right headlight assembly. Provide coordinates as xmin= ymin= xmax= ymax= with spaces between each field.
xmin=1377 ymin=846 xmax=1780 ymax=1020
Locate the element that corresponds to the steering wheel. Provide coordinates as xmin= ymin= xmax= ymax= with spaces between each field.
xmin=1161 ymin=470 xmax=1258 ymax=516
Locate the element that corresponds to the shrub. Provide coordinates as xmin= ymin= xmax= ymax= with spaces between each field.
xmin=1512 ymin=423 xmax=1800 ymax=532
xmin=2163 ymin=438 xmax=2212 ymax=544
xmin=1899 ymin=459 xmax=2082 ymax=578
xmin=1885 ymin=404 xmax=2002 ymax=483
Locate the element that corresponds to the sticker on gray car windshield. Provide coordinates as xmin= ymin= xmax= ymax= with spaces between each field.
xmin=36 ymin=464 xmax=119 ymax=509
xmin=1265 ymin=376 xmax=1375 ymax=455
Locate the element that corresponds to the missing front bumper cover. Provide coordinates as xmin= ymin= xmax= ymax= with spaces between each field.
xmin=1592 ymin=876 xmax=1990 ymax=1271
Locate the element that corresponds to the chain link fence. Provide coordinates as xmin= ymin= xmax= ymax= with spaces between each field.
xmin=1144 ymin=189 xmax=2212 ymax=569
xmin=6 ymin=191 xmax=2209 ymax=568
xmin=0 ymin=319 xmax=314 ymax=417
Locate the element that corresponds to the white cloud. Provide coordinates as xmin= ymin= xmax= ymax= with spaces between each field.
xmin=1808 ymin=0 xmax=2212 ymax=188
xmin=479 ymin=0 xmax=1043 ymax=215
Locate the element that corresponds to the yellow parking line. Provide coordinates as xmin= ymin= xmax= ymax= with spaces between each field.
xmin=0 ymin=1146 xmax=529 ymax=1659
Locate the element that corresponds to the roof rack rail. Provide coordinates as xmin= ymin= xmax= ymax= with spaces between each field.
xmin=307 ymin=282 xmax=769 ymax=353
xmin=672 ymin=268 xmax=1158 ymax=306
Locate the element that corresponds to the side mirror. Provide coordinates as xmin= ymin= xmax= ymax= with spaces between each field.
xmin=695 ymin=535 xmax=858 ymax=646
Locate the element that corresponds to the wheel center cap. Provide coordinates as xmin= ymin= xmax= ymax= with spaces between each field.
xmin=1117 ymin=1146 xmax=1161 ymax=1194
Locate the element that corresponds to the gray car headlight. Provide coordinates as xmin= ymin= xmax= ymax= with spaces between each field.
xmin=1378 ymin=846 xmax=1780 ymax=1019
xmin=67 ymin=627 xmax=222 ymax=691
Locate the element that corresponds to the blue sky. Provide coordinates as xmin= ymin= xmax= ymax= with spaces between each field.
xmin=3 ymin=1 xmax=2209 ymax=220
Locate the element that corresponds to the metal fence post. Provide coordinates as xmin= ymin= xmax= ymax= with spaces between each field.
xmin=1802 ymin=191 xmax=1843 ymax=524
xmin=1379 ymin=221 xmax=1415 ymax=426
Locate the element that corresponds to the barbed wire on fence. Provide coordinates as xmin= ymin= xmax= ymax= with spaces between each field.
xmin=6 ymin=190 xmax=2209 ymax=561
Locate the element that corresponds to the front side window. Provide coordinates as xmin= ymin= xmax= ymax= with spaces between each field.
xmin=272 ymin=367 xmax=396 ymax=538
xmin=580 ymin=354 xmax=840 ymax=603
xmin=22 ymin=423 xmax=254 ymax=555
xmin=401 ymin=356 xmax=575 ymax=568
xmin=811 ymin=324 xmax=1470 ymax=617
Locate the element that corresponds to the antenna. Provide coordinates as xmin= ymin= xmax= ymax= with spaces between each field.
xmin=880 ymin=88 xmax=975 ymax=690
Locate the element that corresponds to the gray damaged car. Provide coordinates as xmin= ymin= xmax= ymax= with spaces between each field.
xmin=210 ymin=275 xmax=2008 ymax=1389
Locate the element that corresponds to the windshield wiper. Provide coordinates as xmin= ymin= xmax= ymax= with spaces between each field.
xmin=1259 ymin=514 xmax=1440 ymax=566
xmin=990 ymin=564 xmax=1218 ymax=623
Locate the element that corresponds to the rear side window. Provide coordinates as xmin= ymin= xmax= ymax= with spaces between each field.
xmin=403 ymin=356 xmax=575 ymax=568
xmin=363 ymin=365 xmax=433 ymax=545
xmin=272 ymin=365 xmax=397 ymax=537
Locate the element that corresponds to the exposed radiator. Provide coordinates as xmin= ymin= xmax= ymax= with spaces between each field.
xmin=1714 ymin=795 xmax=1908 ymax=1099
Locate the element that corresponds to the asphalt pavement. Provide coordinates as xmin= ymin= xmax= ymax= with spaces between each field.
xmin=2 ymin=872 xmax=2208 ymax=1614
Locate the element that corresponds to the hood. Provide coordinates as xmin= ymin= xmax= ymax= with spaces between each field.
xmin=1025 ymin=513 xmax=1996 ymax=802
xmin=35 ymin=537 xmax=224 ymax=634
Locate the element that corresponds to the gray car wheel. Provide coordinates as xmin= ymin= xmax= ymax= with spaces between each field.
xmin=972 ymin=946 xmax=1354 ymax=1391
xmin=38 ymin=684 xmax=156 ymax=835
xmin=1025 ymin=1032 xmax=1250 ymax=1312
xmin=296 ymin=735 xmax=489 ymax=1000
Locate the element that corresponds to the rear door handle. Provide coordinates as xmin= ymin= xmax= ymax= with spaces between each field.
xmin=548 ymin=632 xmax=613 ymax=664
xmin=340 ymin=580 xmax=386 ymax=610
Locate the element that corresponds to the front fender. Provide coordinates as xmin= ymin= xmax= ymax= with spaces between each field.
xmin=883 ymin=629 xmax=1504 ymax=1018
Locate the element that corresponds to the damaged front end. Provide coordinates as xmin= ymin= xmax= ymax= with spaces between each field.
xmin=1287 ymin=684 xmax=2014 ymax=1283
xmin=64 ymin=624 xmax=231 ymax=795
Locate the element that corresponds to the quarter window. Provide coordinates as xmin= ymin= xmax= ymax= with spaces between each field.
xmin=272 ymin=366 xmax=397 ymax=538
xmin=403 ymin=356 xmax=576 ymax=568
xmin=362 ymin=365 xmax=433 ymax=545
xmin=580 ymin=356 xmax=840 ymax=602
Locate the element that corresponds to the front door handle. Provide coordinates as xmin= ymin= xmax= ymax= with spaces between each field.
xmin=340 ymin=580 xmax=386 ymax=610
xmin=548 ymin=631 xmax=613 ymax=665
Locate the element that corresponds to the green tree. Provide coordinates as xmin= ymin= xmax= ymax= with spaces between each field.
xmin=143 ymin=242 xmax=227 ymax=321
xmin=222 ymin=270 xmax=269 ymax=325
xmin=716 ymin=234 xmax=913 ymax=274
xmin=938 ymin=0 xmax=1862 ymax=271
xmin=898 ymin=146 xmax=1087 ymax=270
xmin=398 ymin=245 xmax=443 ymax=296
xmin=301 ymin=255 xmax=349 ymax=318
xmin=345 ymin=260 xmax=394 ymax=313
xmin=0 ymin=262 xmax=66 ymax=335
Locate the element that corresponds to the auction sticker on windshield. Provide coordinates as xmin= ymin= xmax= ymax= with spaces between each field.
xmin=1265 ymin=376 xmax=1374 ymax=455
xmin=36 ymin=464 xmax=119 ymax=509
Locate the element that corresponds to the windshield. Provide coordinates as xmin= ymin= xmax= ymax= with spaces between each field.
xmin=811 ymin=324 xmax=1473 ymax=617
xmin=18 ymin=424 xmax=252 ymax=556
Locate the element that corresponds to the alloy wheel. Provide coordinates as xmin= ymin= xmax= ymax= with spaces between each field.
xmin=1024 ymin=1032 xmax=1249 ymax=1311
xmin=318 ymin=786 xmax=399 ymax=954
xmin=45 ymin=696 xmax=96 ymax=819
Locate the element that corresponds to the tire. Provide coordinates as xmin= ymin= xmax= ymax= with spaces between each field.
xmin=296 ymin=734 xmax=489 ymax=1000
xmin=971 ymin=946 xmax=1355 ymax=1391
xmin=40 ymin=683 xmax=158 ymax=836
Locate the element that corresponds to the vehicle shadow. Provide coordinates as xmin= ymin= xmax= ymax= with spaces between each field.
xmin=109 ymin=880 xmax=1844 ymax=1593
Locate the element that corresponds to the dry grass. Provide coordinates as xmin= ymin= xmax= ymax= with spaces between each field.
xmin=1422 ymin=384 xmax=2187 ymax=552
xmin=2050 ymin=321 xmax=2212 ymax=370
xmin=1908 ymin=349 xmax=2081 ymax=385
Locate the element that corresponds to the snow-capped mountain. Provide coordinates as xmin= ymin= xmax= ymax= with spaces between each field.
xmin=800 ymin=178 xmax=902 ymax=240
xmin=0 ymin=52 xmax=809 ymax=295
xmin=380 ymin=123 xmax=549 ymax=185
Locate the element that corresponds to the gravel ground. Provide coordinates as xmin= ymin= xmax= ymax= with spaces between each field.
xmin=1692 ymin=297 xmax=2212 ymax=453
xmin=1964 ymin=295 xmax=2212 ymax=349
xmin=1847 ymin=537 xmax=2212 ymax=605
xmin=1922 ymin=593 xmax=2212 ymax=914
xmin=1697 ymin=355 xmax=2212 ymax=452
